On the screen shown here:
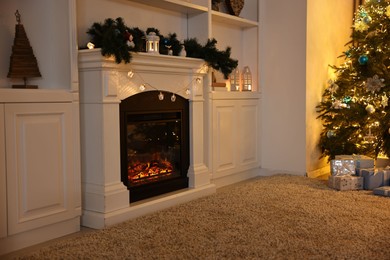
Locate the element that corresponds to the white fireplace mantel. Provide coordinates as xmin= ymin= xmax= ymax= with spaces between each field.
xmin=78 ymin=49 xmax=216 ymax=229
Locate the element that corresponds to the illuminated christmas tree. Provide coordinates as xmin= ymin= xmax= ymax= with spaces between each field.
xmin=317 ymin=0 xmax=390 ymax=160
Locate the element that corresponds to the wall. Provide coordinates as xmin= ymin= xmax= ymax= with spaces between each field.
xmin=0 ymin=0 xmax=72 ymax=89
xmin=306 ymin=0 xmax=353 ymax=176
xmin=259 ymin=0 xmax=307 ymax=175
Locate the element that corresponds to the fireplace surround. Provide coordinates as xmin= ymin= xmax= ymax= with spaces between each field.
xmin=78 ymin=49 xmax=216 ymax=229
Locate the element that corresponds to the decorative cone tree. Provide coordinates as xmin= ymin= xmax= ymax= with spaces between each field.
xmin=317 ymin=0 xmax=390 ymax=160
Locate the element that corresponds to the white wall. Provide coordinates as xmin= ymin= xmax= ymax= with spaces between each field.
xmin=259 ymin=0 xmax=307 ymax=175
xmin=306 ymin=0 xmax=353 ymax=176
xmin=0 ymin=0 xmax=71 ymax=89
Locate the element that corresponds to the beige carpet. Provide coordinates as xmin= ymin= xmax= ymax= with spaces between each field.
xmin=10 ymin=174 xmax=390 ymax=259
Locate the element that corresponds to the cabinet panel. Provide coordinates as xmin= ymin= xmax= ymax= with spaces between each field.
xmin=213 ymin=104 xmax=237 ymax=174
xmin=5 ymin=103 xmax=76 ymax=235
xmin=238 ymin=101 xmax=259 ymax=168
xmin=0 ymin=104 xmax=6 ymax=238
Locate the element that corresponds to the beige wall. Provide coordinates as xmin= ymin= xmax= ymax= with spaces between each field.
xmin=306 ymin=0 xmax=353 ymax=176
xmin=260 ymin=0 xmax=353 ymax=176
xmin=259 ymin=0 xmax=307 ymax=175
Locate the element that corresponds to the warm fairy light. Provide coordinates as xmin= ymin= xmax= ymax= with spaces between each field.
xmin=87 ymin=42 xmax=95 ymax=49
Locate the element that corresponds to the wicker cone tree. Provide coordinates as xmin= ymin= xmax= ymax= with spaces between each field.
xmin=7 ymin=10 xmax=41 ymax=88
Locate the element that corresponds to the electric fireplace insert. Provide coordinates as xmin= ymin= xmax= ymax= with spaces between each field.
xmin=120 ymin=91 xmax=189 ymax=202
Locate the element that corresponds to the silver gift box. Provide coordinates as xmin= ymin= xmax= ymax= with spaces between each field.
xmin=335 ymin=155 xmax=374 ymax=169
xmin=328 ymin=175 xmax=363 ymax=191
xmin=330 ymin=159 xmax=355 ymax=176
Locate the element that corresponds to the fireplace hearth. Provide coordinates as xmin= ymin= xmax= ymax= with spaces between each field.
xmin=120 ymin=91 xmax=189 ymax=202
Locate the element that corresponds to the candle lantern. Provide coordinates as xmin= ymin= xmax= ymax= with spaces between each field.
xmin=230 ymin=68 xmax=240 ymax=91
xmin=146 ymin=32 xmax=160 ymax=54
xmin=242 ymin=66 xmax=252 ymax=91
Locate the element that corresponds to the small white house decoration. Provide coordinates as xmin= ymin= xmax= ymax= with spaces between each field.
xmin=242 ymin=66 xmax=252 ymax=91
xmin=146 ymin=32 xmax=160 ymax=54
xmin=230 ymin=68 xmax=240 ymax=91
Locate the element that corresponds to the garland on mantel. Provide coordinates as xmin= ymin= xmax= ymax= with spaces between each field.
xmin=85 ymin=17 xmax=238 ymax=79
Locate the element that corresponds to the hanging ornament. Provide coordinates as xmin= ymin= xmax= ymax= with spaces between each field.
xmin=127 ymin=70 xmax=134 ymax=78
xmin=363 ymin=16 xmax=372 ymax=24
xmin=381 ymin=94 xmax=388 ymax=108
xmin=185 ymin=89 xmax=191 ymax=95
xmin=365 ymin=75 xmax=385 ymax=93
xmin=386 ymin=5 xmax=390 ymax=18
xmin=332 ymin=99 xmax=347 ymax=109
xmin=366 ymin=104 xmax=376 ymax=114
xmin=158 ymin=92 xmax=164 ymax=100
xmin=354 ymin=21 xmax=369 ymax=32
xmin=358 ymin=55 xmax=369 ymax=65
xmin=344 ymin=50 xmax=352 ymax=58
xmin=327 ymin=130 xmax=336 ymax=138
xmin=343 ymin=96 xmax=352 ymax=103
xmin=171 ymin=94 xmax=176 ymax=102
xmin=328 ymin=79 xmax=339 ymax=94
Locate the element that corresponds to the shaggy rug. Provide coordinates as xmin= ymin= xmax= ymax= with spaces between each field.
xmin=9 ymin=174 xmax=390 ymax=259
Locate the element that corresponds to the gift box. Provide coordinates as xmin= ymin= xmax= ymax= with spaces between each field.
xmin=359 ymin=168 xmax=390 ymax=190
xmin=335 ymin=155 xmax=374 ymax=173
xmin=330 ymin=159 xmax=355 ymax=176
xmin=373 ymin=186 xmax=390 ymax=197
xmin=375 ymin=156 xmax=390 ymax=168
xmin=328 ymin=175 xmax=363 ymax=191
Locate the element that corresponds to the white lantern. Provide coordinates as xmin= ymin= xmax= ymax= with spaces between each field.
xmin=242 ymin=66 xmax=252 ymax=91
xmin=146 ymin=32 xmax=160 ymax=54
xmin=230 ymin=68 xmax=240 ymax=91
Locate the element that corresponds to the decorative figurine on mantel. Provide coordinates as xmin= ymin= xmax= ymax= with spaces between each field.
xmin=7 ymin=10 xmax=41 ymax=89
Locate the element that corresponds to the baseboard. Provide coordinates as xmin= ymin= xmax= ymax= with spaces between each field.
xmin=212 ymin=168 xmax=261 ymax=188
xmin=0 ymin=217 xmax=80 ymax=256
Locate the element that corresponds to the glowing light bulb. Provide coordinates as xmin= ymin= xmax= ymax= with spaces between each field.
xmin=158 ymin=92 xmax=164 ymax=100
xmin=139 ymin=84 xmax=146 ymax=91
xmin=185 ymin=89 xmax=191 ymax=95
xmin=171 ymin=94 xmax=176 ymax=102
xmin=127 ymin=71 xmax=134 ymax=78
xmin=87 ymin=42 xmax=95 ymax=49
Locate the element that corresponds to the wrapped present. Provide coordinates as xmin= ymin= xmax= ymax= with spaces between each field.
xmin=330 ymin=159 xmax=355 ymax=176
xmin=328 ymin=175 xmax=363 ymax=191
xmin=373 ymin=186 xmax=390 ymax=197
xmin=360 ymin=168 xmax=390 ymax=190
xmin=375 ymin=156 xmax=390 ymax=168
xmin=335 ymin=155 xmax=374 ymax=171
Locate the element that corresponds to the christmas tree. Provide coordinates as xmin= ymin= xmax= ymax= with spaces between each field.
xmin=317 ymin=0 xmax=390 ymax=160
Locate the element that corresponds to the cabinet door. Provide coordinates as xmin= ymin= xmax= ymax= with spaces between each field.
xmin=212 ymin=101 xmax=238 ymax=177
xmin=0 ymin=104 xmax=6 ymax=238
xmin=238 ymin=100 xmax=260 ymax=169
xmin=5 ymin=103 xmax=76 ymax=235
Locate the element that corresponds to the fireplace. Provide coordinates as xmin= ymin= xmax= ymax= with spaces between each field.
xmin=78 ymin=50 xmax=216 ymax=229
xmin=120 ymin=91 xmax=189 ymax=202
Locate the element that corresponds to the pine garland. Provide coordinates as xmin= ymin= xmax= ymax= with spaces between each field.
xmin=86 ymin=17 xmax=238 ymax=79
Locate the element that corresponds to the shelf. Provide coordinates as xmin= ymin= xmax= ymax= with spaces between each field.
xmin=127 ymin=0 xmax=208 ymax=14
xmin=212 ymin=11 xmax=258 ymax=28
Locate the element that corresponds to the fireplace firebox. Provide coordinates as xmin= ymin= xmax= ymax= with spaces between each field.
xmin=120 ymin=91 xmax=189 ymax=202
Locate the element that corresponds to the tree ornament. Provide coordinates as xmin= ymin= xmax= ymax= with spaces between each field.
xmin=343 ymin=96 xmax=352 ymax=103
xmin=366 ymin=104 xmax=376 ymax=114
xmin=381 ymin=94 xmax=388 ymax=108
xmin=358 ymin=55 xmax=369 ymax=65
xmin=365 ymin=75 xmax=385 ymax=93
xmin=354 ymin=20 xmax=369 ymax=32
xmin=328 ymin=79 xmax=339 ymax=93
xmin=363 ymin=16 xmax=372 ymax=24
xmin=327 ymin=130 xmax=336 ymax=138
xmin=386 ymin=5 xmax=390 ymax=17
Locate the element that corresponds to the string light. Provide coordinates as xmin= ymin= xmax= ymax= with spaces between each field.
xmin=126 ymin=65 xmax=206 ymax=102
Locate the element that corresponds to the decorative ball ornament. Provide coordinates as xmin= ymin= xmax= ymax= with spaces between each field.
xmin=327 ymin=130 xmax=336 ymax=138
xmin=363 ymin=16 xmax=372 ymax=24
xmin=358 ymin=55 xmax=369 ymax=65
xmin=366 ymin=104 xmax=376 ymax=114
xmin=343 ymin=96 xmax=352 ymax=103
